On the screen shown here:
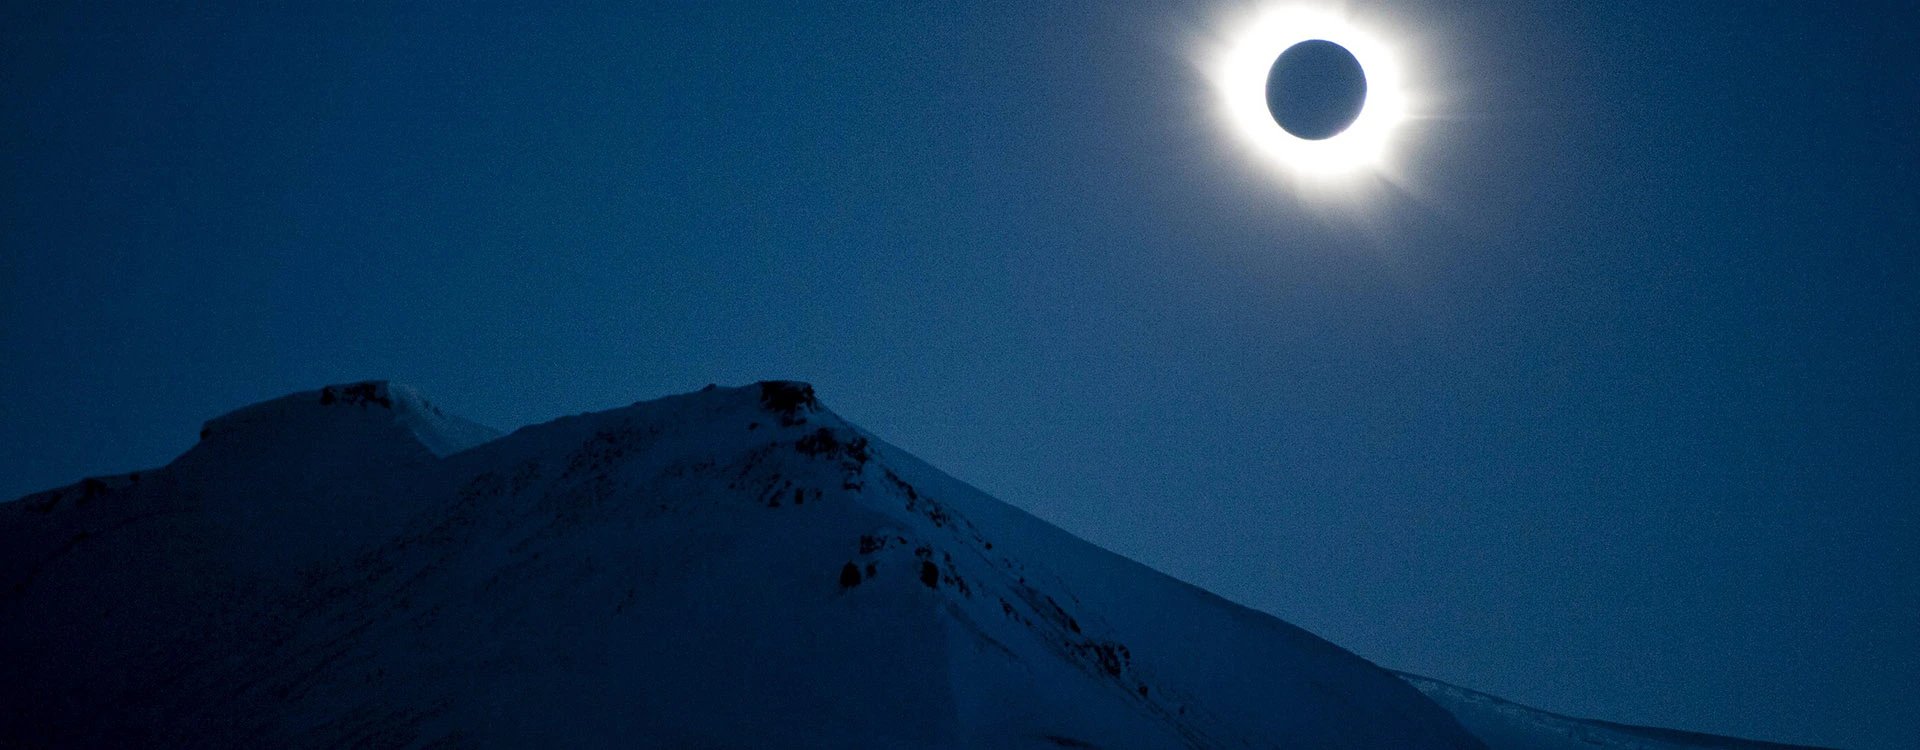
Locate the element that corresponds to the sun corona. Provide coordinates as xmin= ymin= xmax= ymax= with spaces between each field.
xmin=1210 ymin=5 xmax=1410 ymax=182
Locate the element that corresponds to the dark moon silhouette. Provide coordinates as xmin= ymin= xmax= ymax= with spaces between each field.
xmin=1265 ymin=40 xmax=1368 ymax=140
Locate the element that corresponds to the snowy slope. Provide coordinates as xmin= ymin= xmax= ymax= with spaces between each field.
xmin=1396 ymin=674 xmax=1832 ymax=750
xmin=0 ymin=381 xmax=504 ymax=748
xmin=0 ymin=380 xmax=1805 ymax=749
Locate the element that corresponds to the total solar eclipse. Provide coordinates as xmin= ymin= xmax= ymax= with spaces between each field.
xmin=1265 ymin=39 xmax=1367 ymax=140
xmin=1210 ymin=6 xmax=1408 ymax=180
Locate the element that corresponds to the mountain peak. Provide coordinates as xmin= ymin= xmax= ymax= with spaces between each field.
xmin=755 ymin=380 xmax=821 ymax=423
xmin=194 ymin=380 xmax=498 ymax=458
xmin=315 ymin=380 xmax=400 ymax=408
xmin=4 ymin=378 xmax=1804 ymax=749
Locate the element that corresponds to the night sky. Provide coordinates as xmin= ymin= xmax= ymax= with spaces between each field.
xmin=3 ymin=2 xmax=1915 ymax=748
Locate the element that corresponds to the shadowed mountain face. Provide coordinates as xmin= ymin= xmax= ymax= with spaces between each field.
xmin=0 ymin=382 xmax=1823 ymax=749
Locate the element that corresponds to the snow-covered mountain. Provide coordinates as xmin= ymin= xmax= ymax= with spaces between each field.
xmin=0 ymin=381 xmax=1827 ymax=749
xmin=1397 ymin=674 xmax=1828 ymax=750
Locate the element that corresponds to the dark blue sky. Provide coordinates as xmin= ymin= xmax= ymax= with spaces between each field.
xmin=3 ymin=2 xmax=1915 ymax=747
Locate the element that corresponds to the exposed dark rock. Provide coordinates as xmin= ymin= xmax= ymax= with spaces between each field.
xmin=795 ymin=428 xmax=870 ymax=465
xmin=757 ymin=381 xmax=817 ymax=425
xmin=319 ymin=382 xmax=393 ymax=409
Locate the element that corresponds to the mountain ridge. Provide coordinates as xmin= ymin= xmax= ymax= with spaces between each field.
xmin=1 ymin=380 xmax=1830 ymax=749
xmin=194 ymin=380 xmax=500 ymax=458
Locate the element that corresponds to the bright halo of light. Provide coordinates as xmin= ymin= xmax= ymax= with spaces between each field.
xmin=1211 ymin=5 xmax=1409 ymax=181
